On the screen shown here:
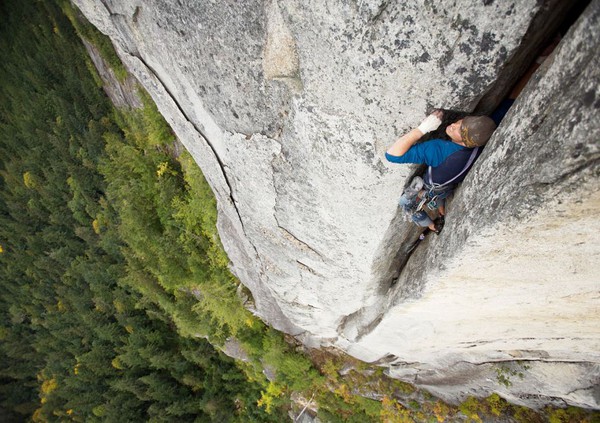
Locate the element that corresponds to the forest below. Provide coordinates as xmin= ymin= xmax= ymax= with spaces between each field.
xmin=0 ymin=1 xmax=312 ymax=421
xmin=0 ymin=1 xmax=598 ymax=422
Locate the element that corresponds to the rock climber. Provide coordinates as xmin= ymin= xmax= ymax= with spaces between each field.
xmin=385 ymin=34 xmax=560 ymax=235
xmin=385 ymin=111 xmax=496 ymax=234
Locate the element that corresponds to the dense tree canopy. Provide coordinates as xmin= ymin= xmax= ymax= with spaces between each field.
xmin=0 ymin=1 xmax=283 ymax=421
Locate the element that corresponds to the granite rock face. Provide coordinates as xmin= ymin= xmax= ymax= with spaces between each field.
xmin=81 ymin=38 xmax=143 ymax=109
xmin=73 ymin=0 xmax=600 ymax=408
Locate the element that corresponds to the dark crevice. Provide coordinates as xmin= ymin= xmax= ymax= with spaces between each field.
xmin=383 ymin=225 xmax=422 ymax=286
xmin=382 ymin=0 xmax=594 ymax=292
xmin=379 ymin=107 xmax=478 ymax=290
xmin=370 ymin=353 xmax=400 ymax=365
xmin=475 ymin=0 xmax=592 ymax=115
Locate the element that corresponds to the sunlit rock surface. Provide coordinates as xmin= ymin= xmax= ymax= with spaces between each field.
xmin=74 ymin=0 xmax=600 ymax=408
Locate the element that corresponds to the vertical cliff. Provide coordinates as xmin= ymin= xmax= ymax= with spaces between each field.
xmin=73 ymin=0 xmax=600 ymax=408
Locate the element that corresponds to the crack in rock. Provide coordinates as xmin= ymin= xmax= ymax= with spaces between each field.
xmin=296 ymin=259 xmax=322 ymax=277
xmin=273 ymin=213 xmax=325 ymax=260
xmin=123 ymin=51 xmax=257 ymax=255
xmin=89 ymin=0 xmax=265 ymax=267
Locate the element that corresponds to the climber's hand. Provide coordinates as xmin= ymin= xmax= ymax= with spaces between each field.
xmin=417 ymin=111 xmax=442 ymax=134
xmin=431 ymin=109 xmax=444 ymax=120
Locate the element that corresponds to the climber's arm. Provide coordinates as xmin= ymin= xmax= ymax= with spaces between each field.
xmin=386 ymin=128 xmax=425 ymax=157
xmin=386 ymin=111 xmax=443 ymax=158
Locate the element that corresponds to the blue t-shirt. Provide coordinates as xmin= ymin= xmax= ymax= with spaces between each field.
xmin=385 ymin=139 xmax=466 ymax=167
xmin=427 ymin=147 xmax=482 ymax=186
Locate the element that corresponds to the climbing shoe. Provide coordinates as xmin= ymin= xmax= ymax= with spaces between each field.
xmin=432 ymin=216 xmax=445 ymax=235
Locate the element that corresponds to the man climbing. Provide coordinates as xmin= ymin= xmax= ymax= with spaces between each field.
xmin=385 ymin=110 xmax=496 ymax=233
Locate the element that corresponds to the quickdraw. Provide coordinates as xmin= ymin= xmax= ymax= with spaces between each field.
xmin=416 ymin=190 xmax=439 ymax=212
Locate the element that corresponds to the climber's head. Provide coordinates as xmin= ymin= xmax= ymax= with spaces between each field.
xmin=463 ymin=116 xmax=497 ymax=147
xmin=447 ymin=116 xmax=496 ymax=147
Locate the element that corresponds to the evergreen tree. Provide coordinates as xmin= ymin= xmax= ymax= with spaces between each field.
xmin=0 ymin=1 xmax=281 ymax=421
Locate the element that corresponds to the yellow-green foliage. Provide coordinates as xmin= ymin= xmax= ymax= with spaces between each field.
xmin=92 ymin=404 xmax=106 ymax=417
xmin=174 ymin=152 xmax=252 ymax=336
xmin=546 ymin=406 xmax=590 ymax=423
xmin=432 ymin=400 xmax=452 ymax=422
xmin=356 ymin=396 xmax=383 ymax=419
xmin=58 ymin=0 xmax=128 ymax=81
xmin=322 ymin=359 xmax=340 ymax=383
xmin=139 ymin=91 xmax=175 ymax=147
xmin=174 ymin=153 xmax=225 ymax=266
xmin=40 ymin=378 xmax=58 ymax=396
xmin=260 ymin=329 xmax=321 ymax=392
xmin=514 ymin=405 xmax=543 ymax=423
xmin=23 ymin=171 xmax=38 ymax=189
xmin=486 ymin=393 xmax=508 ymax=416
xmin=380 ymin=396 xmax=411 ymax=423
xmin=257 ymin=382 xmax=284 ymax=414
xmin=99 ymin=84 xmax=263 ymax=348
xmin=459 ymin=396 xmax=484 ymax=422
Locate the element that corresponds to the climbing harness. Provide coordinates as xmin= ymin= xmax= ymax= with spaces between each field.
xmin=424 ymin=146 xmax=480 ymax=193
xmin=411 ymin=146 xmax=480 ymax=215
